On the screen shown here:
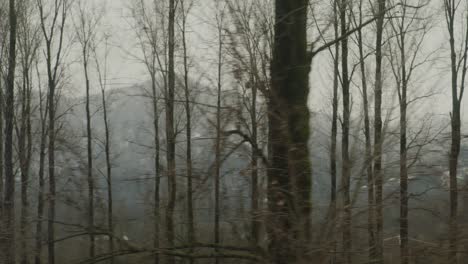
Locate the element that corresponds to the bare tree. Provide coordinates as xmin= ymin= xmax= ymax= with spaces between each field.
xmin=330 ymin=0 xmax=339 ymax=261
xmin=128 ymin=1 xmax=169 ymax=262
xmin=0 ymin=1 xmax=462 ymax=263
xmin=213 ymin=4 xmax=225 ymax=264
xmin=74 ymin=1 xmax=101 ymax=258
xmin=34 ymin=61 xmax=48 ymax=264
xmin=443 ymin=0 xmax=468 ymax=262
xmin=387 ymin=2 xmax=431 ymax=263
xmin=373 ymin=0 xmax=387 ymax=262
xmin=353 ymin=0 xmax=376 ymax=260
xmin=36 ymin=0 xmax=70 ymax=263
xmin=225 ymin=0 xmax=273 ymax=256
xmin=339 ymin=0 xmax=352 ymax=262
xmin=17 ymin=1 xmax=40 ymax=263
xmin=92 ymin=34 xmax=113 ymax=264
xmin=166 ymin=0 xmax=177 ymax=263
xmin=179 ymin=1 xmax=195 ymax=262
xmin=0 ymin=0 xmax=18 ymax=263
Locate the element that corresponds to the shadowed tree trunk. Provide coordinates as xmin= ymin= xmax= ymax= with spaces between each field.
xmin=329 ymin=1 xmax=339 ymax=262
xmin=152 ymin=73 xmax=161 ymax=264
xmin=47 ymin=45 xmax=57 ymax=264
xmin=0 ymin=0 xmax=17 ymax=263
xmin=214 ymin=9 xmax=223 ymax=264
xmin=0 ymin=87 xmax=2 ymax=214
xmin=339 ymin=0 xmax=352 ymax=262
xmin=444 ymin=1 xmax=468 ymax=262
xmin=373 ymin=0 xmax=386 ymax=262
xmin=166 ymin=0 xmax=176 ymax=263
xmin=0 ymin=72 xmax=3 ymax=210
xmin=268 ymin=1 xmax=312 ymax=263
xmin=250 ymin=60 xmax=259 ymax=251
xmin=398 ymin=39 xmax=409 ymax=264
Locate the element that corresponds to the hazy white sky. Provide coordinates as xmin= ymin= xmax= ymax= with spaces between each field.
xmin=68 ymin=0 xmax=464 ymax=125
xmin=69 ymin=0 xmax=146 ymax=92
xmin=69 ymin=0 xmax=220 ymax=97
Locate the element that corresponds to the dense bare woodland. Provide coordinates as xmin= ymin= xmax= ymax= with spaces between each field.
xmin=0 ymin=0 xmax=468 ymax=263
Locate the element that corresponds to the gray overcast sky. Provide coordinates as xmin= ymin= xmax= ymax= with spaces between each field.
xmin=69 ymin=0 xmax=219 ymax=96
xmin=72 ymin=0 xmax=146 ymax=90
xmin=69 ymin=0 xmax=462 ymax=125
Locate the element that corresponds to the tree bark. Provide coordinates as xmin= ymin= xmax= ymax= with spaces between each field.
xmin=151 ymin=69 xmax=160 ymax=264
xmin=1 ymin=0 xmax=17 ymax=263
xmin=396 ymin=11 xmax=408 ymax=264
xmin=250 ymin=63 xmax=259 ymax=250
xmin=446 ymin=1 xmax=462 ymax=261
xmin=0 ymin=79 xmax=3 ymax=211
xmin=329 ymin=1 xmax=339 ymax=262
xmin=47 ymin=58 xmax=56 ymax=264
xmin=268 ymin=1 xmax=311 ymax=263
xmin=373 ymin=0 xmax=386 ymax=262
xmin=214 ymin=13 xmax=223 ymax=264
xmin=0 ymin=70 xmax=3 ymax=210
xmin=166 ymin=0 xmax=177 ymax=263
xmin=339 ymin=0 xmax=352 ymax=262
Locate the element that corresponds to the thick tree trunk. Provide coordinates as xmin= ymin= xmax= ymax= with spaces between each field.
xmin=47 ymin=76 xmax=56 ymax=264
xmin=214 ymin=18 xmax=222 ymax=264
xmin=447 ymin=5 xmax=460 ymax=261
xmin=399 ymin=87 xmax=408 ymax=264
xmin=1 ymin=0 xmax=17 ymax=263
xmin=0 ymin=83 xmax=3 ymax=209
xmin=329 ymin=1 xmax=339 ymax=262
xmin=339 ymin=0 xmax=352 ymax=262
xmin=151 ymin=73 xmax=160 ymax=264
xmin=268 ymin=1 xmax=311 ymax=263
xmin=398 ymin=25 xmax=409 ymax=264
xmin=373 ymin=1 xmax=386 ymax=262
xmin=449 ymin=108 xmax=460 ymax=264
xmin=250 ymin=71 xmax=259 ymax=248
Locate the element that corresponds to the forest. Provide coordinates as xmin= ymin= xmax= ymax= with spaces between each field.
xmin=0 ymin=0 xmax=467 ymax=263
